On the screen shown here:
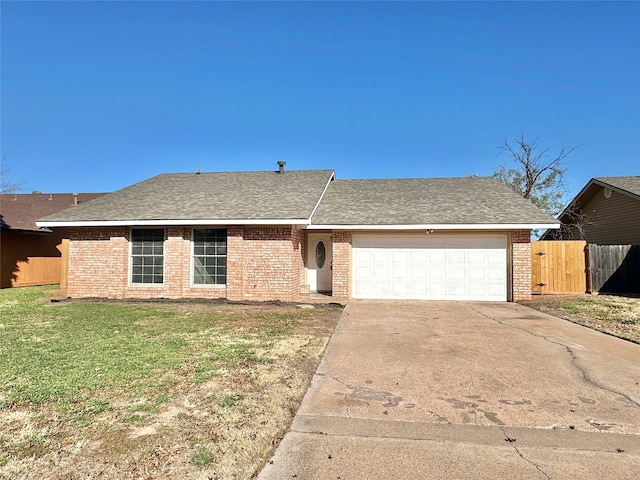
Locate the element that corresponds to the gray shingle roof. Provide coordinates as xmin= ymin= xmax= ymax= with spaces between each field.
xmin=595 ymin=176 xmax=640 ymax=198
xmin=311 ymin=176 xmax=558 ymax=225
xmin=39 ymin=170 xmax=334 ymax=222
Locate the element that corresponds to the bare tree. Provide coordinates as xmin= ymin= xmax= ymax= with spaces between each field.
xmin=1 ymin=158 xmax=26 ymax=194
xmin=548 ymin=203 xmax=593 ymax=240
xmin=493 ymin=134 xmax=577 ymax=216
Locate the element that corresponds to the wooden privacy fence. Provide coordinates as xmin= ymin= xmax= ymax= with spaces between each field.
xmin=587 ymin=244 xmax=640 ymax=294
xmin=2 ymin=239 xmax=69 ymax=289
xmin=11 ymin=257 xmax=62 ymax=287
xmin=531 ymin=241 xmax=640 ymax=294
xmin=531 ymin=241 xmax=587 ymax=294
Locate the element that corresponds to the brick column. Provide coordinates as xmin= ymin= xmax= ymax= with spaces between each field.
xmin=226 ymin=227 xmax=245 ymax=301
xmin=512 ymin=230 xmax=532 ymax=301
xmin=331 ymin=230 xmax=351 ymax=298
xmin=164 ymin=227 xmax=190 ymax=298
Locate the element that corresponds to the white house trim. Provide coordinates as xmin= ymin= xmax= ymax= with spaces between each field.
xmin=305 ymin=223 xmax=560 ymax=230
xmin=36 ymin=218 xmax=311 ymax=228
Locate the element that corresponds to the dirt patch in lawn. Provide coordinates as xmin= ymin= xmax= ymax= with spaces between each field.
xmin=521 ymin=294 xmax=640 ymax=344
xmin=0 ymin=287 xmax=343 ymax=480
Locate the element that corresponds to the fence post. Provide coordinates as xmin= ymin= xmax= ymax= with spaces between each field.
xmin=585 ymin=244 xmax=592 ymax=294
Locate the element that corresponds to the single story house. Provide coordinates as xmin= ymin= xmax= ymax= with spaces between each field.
xmin=541 ymin=176 xmax=640 ymax=244
xmin=1 ymin=192 xmax=105 ymax=288
xmin=37 ymin=165 xmax=558 ymax=302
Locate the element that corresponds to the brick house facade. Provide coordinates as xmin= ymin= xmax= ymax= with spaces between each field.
xmin=39 ymin=169 xmax=555 ymax=303
xmin=68 ymin=226 xmax=305 ymax=301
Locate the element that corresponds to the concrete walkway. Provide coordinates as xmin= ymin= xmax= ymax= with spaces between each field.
xmin=258 ymin=300 xmax=640 ymax=479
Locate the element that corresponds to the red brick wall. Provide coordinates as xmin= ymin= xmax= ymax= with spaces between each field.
xmin=68 ymin=228 xmax=129 ymax=298
xmin=331 ymin=230 xmax=351 ymax=298
xmin=511 ymin=230 xmax=532 ymax=301
xmin=230 ymin=226 xmax=301 ymax=301
xmin=67 ymin=225 xmax=301 ymax=301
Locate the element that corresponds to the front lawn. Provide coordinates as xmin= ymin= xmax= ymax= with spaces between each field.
xmin=522 ymin=294 xmax=640 ymax=344
xmin=0 ymin=286 xmax=342 ymax=479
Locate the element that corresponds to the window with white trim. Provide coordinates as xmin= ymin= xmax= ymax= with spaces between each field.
xmin=131 ymin=228 xmax=164 ymax=284
xmin=193 ymin=228 xmax=227 ymax=285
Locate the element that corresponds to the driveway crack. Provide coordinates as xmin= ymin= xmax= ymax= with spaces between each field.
xmin=467 ymin=305 xmax=640 ymax=409
xmin=500 ymin=426 xmax=552 ymax=479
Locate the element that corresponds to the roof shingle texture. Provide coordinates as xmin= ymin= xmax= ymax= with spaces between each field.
xmin=311 ymin=177 xmax=558 ymax=225
xmin=39 ymin=170 xmax=335 ymax=222
xmin=1 ymin=193 xmax=105 ymax=231
xmin=595 ymin=176 xmax=640 ymax=198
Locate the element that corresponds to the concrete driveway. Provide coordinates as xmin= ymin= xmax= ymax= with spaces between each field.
xmin=258 ymin=300 xmax=640 ymax=480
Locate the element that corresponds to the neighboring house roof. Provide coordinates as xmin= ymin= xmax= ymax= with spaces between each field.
xmin=554 ymin=176 xmax=640 ymax=223
xmin=594 ymin=176 xmax=640 ymax=198
xmin=1 ymin=192 xmax=105 ymax=233
xmin=38 ymin=170 xmax=335 ymax=226
xmin=540 ymin=176 xmax=640 ymax=241
xmin=36 ymin=170 xmax=558 ymax=230
xmin=310 ymin=176 xmax=558 ymax=228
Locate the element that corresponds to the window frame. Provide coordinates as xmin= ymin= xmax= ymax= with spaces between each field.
xmin=191 ymin=227 xmax=228 ymax=287
xmin=129 ymin=227 xmax=165 ymax=286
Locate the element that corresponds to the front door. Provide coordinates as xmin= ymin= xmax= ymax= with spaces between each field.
xmin=307 ymin=233 xmax=332 ymax=293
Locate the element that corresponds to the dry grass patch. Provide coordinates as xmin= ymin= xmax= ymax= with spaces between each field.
xmin=522 ymin=294 xmax=640 ymax=344
xmin=0 ymin=286 xmax=343 ymax=479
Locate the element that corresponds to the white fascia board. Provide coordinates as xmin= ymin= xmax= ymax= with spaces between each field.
xmin=306 ymin=223 xmax=561 ymax=230
xmin=36 ymin=218 xmax=311 ymax=228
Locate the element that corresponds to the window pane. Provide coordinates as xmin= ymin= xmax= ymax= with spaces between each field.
xmin=131 ymin=229 xmax=164 ymax=284
xmin=192 ymin=228 xmax=227 ymax=285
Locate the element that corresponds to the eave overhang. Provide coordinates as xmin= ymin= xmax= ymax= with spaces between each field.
xmin=305 ymin=223 xmax=560 ymax=230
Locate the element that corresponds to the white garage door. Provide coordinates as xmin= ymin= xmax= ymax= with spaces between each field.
xmin=352 ymin=234 xmax=507 ymax=301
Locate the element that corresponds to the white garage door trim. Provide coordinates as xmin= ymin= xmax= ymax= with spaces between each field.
xmin=352 ymin=233 xmax=508 ymax=301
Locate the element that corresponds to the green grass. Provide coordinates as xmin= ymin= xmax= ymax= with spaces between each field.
xmin=192 ymin=445 xmax=217 ymax=466
xmin=0 ymin=286 xmax=288 ymax=413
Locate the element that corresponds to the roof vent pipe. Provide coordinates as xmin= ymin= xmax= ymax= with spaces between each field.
xmin=277 ymin=161 xmax=286 ymax=174
xmin=73 ymin=193 xmax=79 ymax=205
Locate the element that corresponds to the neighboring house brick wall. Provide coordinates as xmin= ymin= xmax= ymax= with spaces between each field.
xmin=67 ymin=225 xmax=301 ymax=301
xmin=511 ymin=230 xmax=531 ymax=301
xmin=331 ymin=230 xmax=351 ymax=298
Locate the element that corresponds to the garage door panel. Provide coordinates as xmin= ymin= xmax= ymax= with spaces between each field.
xmin=373 ymin=266 xmax=389 ymax=278
xmin=467 ymin=284 xmax=486 ymax=296
xmin=354 ymin=266 xmax=372 ymax=279
xmin=429 ymin=284 xmax=446 ymax=296
xmin=467 ymin=251 xmax=486 ymax=263
xmin=448 ymin=251 xmax=466 ymax=264
xmin=409 ymin=283 xmax=427 ymax=295
xmin=448 ymin=267 xmax=466 ymax=280
xmin=487 ymin=268 xmax=505 ymax=281
xmin=354 ymin=250 xmax=372 ymax=263
xmin=428 ymin=267 xmax=447 ymax=280
xmin=468 ymin=268 xmax=486 ymax=280
xmin=372 ymin=283 xmax=390 ymax=295
xmin=352 ymin=234 xmax=507 ymax=301
xmin=392 ymin=251 xmax=409 ymax=263
xmin=410 ymin=267 xmax=427 ymax=280
xmin=373 ymin=251 xmax=389 ymax=263
xmin=410 ymin=251 xmax=427 ymax=263
xmin=428 ymin=251 xmax=447 ymax=263
xmin=487 ymin=251 xmax=505 ymax=264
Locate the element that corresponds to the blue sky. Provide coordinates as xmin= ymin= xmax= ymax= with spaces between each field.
xmin=2 ymin=1 xmax=639 ymax=203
